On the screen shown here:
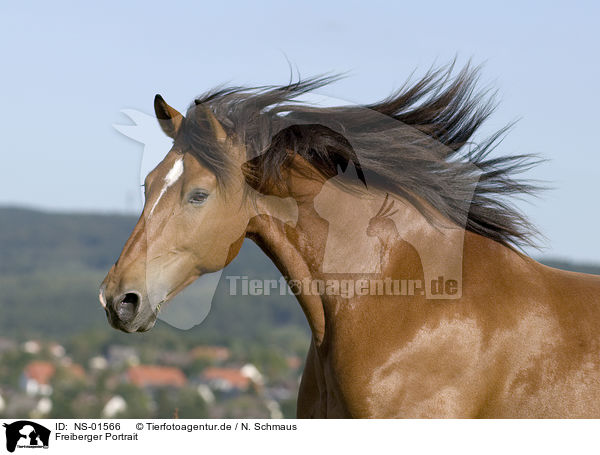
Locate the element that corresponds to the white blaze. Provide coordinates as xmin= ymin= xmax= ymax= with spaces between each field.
xmin=149 ymin=158 xmax=184 ymax=215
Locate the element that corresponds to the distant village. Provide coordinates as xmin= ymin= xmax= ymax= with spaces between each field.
xmin=0 ymin=337 xmax=303 ymax=419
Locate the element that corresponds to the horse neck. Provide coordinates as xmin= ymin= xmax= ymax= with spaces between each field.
xmin=246 ymin=172 xmax=474 ymax=343
xmin=246 ymin=200 xmax=329 ymax=342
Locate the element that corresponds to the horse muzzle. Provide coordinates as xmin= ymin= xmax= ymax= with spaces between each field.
xmin=100 ymin=284 xmax=157 ymax=333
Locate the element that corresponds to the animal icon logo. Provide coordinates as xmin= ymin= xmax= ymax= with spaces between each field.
xmin=3 ymin=421 xmax=50 ymax=453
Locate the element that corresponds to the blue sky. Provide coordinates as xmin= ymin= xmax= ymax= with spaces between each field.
xmin=0 ymin=1 xmax=598 ymax=261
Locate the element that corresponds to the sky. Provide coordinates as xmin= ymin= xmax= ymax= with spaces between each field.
xmin=0 ymin=1 xmax=599 ymax=262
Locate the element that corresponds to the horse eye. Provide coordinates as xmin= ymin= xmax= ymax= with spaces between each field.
xmin=188 ymin=190 xmax=209 ymax=205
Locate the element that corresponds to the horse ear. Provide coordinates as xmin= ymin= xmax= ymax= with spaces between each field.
xmin=205 ymin=108 xmax=227 ymax=143
xmin=154 ymin=94 xmax=183 ymax=139
xmin=194 ymin=100 xmax=227 ymax=144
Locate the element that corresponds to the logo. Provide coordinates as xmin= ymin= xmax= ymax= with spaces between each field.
xmin=2 ymin=421 xmax=50 ymax=452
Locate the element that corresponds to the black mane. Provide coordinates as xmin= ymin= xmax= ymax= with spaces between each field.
xmin=177 ymin=63 xmax=541 ymax=248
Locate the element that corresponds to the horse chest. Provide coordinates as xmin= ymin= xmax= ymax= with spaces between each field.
xmin=311 ymin=311 xmax=490 ymax=418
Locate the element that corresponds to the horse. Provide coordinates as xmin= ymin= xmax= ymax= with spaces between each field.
xmin=100 ymin=64 xmax=600 ymax=417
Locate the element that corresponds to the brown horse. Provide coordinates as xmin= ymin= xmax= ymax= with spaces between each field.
xmin=100 ymin=65 xmax=600 ymax=417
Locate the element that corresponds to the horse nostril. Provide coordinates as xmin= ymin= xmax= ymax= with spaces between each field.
xmin=112 ymin=292 xmax=140 ymax=323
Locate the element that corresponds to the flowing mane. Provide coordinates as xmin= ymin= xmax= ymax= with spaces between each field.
xmin=174 ymin=63 xmax=541 ymax=248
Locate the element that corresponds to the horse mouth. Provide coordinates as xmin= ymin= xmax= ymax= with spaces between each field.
xmin=104 ymin=306 xmax=157 ymax=333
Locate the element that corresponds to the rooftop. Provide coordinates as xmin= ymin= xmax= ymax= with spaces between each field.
xmin=127 ymin=365 xmax=187 ymax=388
xmin=24 ymin=361 xmax=55 ymax=385
xmin=202 ymin=367 xmax=250 ymax=390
